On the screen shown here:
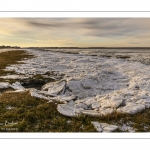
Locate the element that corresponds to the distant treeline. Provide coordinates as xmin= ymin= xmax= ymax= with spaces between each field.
xmin=25 ymin=47 xmax=150 ymax=49
xmin=0 ymin=45 xmax=20 ymax=49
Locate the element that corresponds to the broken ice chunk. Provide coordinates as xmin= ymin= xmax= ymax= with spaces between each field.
xmin=136 ymin=99 xmax=150 ymax=108
xmin=99 ymin=107 xmax=114 ymax=116
xmin=91 ymin=122 xmax=118 ymax=132
xmin=57 ymin=104 xmax=77 ymax=117
xmin=48 ymin=95 xmax=76 ymax=103
xmin=91 ymin=121 xmax=103 ymax=132
xmin=57 ymin=95 xmax=76 ymax=102
xmin=83 ymin=97 xmax=97 ymax=107
xmin=42 ymin=80 xmax=66 ymax=95
xmin=0 ymin=82 xmax=10 ymax=89
xmin=109 ymin=94 xmax=124 ymax=108
xmin=100 ymin=123 xmax=118 ymax=132
xmin=82 ymin=110 xmax=102 ymax=117
xmin=0 ymin=75 xmax=28 ymax=80
xmin=117 ymin=102 xmax=145 ymax=114
xmin=30 ymin=89 xmax=50 ymax=100
xmin=9 ymin=82 xmax=25 ymax=90
xmin=74 ymin=103 xmax=88 ymax=110
xmin=67 ymin=79 xmax=83 ymax=93
xmin=91 ymin=101 xmax=101 ymax=109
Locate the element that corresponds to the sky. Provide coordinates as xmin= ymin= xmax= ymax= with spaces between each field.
xmin=0 ymin=18 xmax=150 ymax=47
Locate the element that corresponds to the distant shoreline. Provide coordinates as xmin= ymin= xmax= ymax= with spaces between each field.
xmin=24 ymin=47 xmax=150 ymax=49
xmin=0 ymin=48 xmax=21 ymax=54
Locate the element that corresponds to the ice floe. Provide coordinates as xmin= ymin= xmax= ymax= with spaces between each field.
xmin=119 ymin=124 xmax=136 ymax=132
xmin=5 ymin=89 xmax=27 ymax=93
xmin=50 ymin=95 xmax=76 ymax=103
xmin=2 ymin=49 xmax=150 ymax=117
xmin=91 ymin=121 xmax=118 ymax=132
xmin=0 ymin=75 xmax=29 ymax=79
xmin=57 ymin=103 xmax=77 ymax=117
xmin=42 ymin=80 xmax=66 ymax=95
xmin=9 ymin=82 xmax=25 ymax=90
xmin=117 ymin=102 xmax=145 ymax=114
xmin=30 ymin=89 xmax=51 ymax=101
xmin=0 ymin=82 xmax=10 ymax=89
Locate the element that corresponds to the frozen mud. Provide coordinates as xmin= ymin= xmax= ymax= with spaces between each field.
xmin=1 ymin=49 xmax=150 ymax=117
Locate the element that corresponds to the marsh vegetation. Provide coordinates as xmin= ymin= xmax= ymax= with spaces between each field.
xmin=1 ymin=50 xmax=150 ymax=132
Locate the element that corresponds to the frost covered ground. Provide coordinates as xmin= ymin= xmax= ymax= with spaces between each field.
xmin=1 ymin=48 xmax=150 ymax=118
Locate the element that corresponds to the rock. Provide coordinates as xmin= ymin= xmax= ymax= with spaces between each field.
xmin=0 ymin=82 xmax=10 ymax=89
xmin=117 ymin=102 xmax=145 ymax=114
xmin=57 ymin=104 xmax=77 ymax=117
xmin=91 ymin=122 xmax=118 ymax=132
xmin=9 ymin=82 xmax=25 ymax=90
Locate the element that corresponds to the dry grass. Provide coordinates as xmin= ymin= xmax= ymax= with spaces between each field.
xmin=0 ymin=91 xmax=97 ymax=132
xmin=1 ymin=90 xmax=150 ymax=132
xmin=0 ymin=50 xmax=34 ymax=82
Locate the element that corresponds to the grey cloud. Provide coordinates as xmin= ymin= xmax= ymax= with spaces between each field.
xmin=2 ymin=18 xmax=150 ymax=42
xmin=23 ymin=18 xmax=148 ymax=38
xmin=28 ymin=21 xmax=65 ymax=28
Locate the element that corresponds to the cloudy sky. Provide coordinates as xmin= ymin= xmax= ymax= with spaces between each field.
xmin=0 ymin=18 xmax=150 ymax=47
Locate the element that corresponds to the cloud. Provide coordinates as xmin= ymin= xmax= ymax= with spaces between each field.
xmin=1 ymin=18 xmax=150 ymax=46
xmin=22 ymin=18 xmax=150 ymax=38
